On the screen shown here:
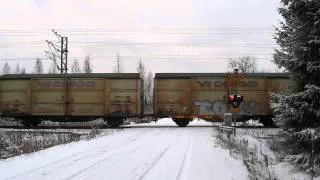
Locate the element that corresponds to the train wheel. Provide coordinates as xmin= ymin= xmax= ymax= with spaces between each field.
xmin=20 ymin=119 xmax=32 ymax=127
xmin=30 ymin=119 xmax=41 ymax=127
xmin=173 ymin=118 xmax=190 ymax=127
xmin=20 ymin=118 xmax=41 ymax=127
xmin=107 ymin=118 xmax=123 ymax=128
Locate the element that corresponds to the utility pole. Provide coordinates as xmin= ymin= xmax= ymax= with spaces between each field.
xmin=45 ymin=29 xmax=68 ymax=74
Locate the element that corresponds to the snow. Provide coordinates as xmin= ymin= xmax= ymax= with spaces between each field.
xmin=0 ymin=118 xmax=248 ymax=180
xmin=235 ymin=129 xmax=320 ymax=180
xmin=236 ymin=134 xmax=277 ymax=163
xmin=126 ymin=118 xmax=215 ymax=127
xmin=271 ymin=162 xmax=319 ymax=180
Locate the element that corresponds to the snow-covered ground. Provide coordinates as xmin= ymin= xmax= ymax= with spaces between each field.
xmin=126 ymin=118 xmax=217 ymax=127
xmin=235 ymin=129 xmax=320 ymax=180
xmin=0 ymin=118 xmax=248 ymax=180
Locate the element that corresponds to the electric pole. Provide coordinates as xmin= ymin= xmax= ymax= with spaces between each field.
xmin=45 ymin=29 xmax=68 ymax=74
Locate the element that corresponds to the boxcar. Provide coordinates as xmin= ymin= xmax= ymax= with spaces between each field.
xmin=0 ymin=73 xmax=143 ymax=127
xmin=154 ymin=73 xmax=294 ymax=127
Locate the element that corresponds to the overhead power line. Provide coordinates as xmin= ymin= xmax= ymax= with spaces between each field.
xmin=45 ymin=30 xmax=68 ymax=74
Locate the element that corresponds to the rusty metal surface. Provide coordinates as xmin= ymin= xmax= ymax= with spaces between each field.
xmin=155 ymin=79 xmax=191 ymax=117
xmin=107 ymin=79 xmax=140 ymax=115
xmin=0 ymin=75 xmax=142 ymax=117
xmin=155 ymin=73 xmax=293 ymax=120
xmin=155 ymin=73 xmax=292 ymax=78
xmin=0 ymin=73 xmax=140 ymax=79
xmin=31 ymin=104 xmax=66 ymax=115
xmin=0 ymin=80 xmax=29 ymax=114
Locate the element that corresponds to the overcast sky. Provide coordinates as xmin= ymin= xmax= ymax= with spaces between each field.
xmin=0 ymin=0 xmax=283 ymax=74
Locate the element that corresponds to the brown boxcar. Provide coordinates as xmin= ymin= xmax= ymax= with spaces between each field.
xmin=154 ymin=73 xmax=294 ymax=127
xmin=0 ymin=73 xmax=143 ymax=127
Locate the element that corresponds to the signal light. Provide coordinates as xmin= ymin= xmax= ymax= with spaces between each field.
xmin=228 ymin=94 xmax=243 ymax=108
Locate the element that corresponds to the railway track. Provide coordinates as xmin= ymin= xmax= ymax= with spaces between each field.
xmin=0 ymin=124 xmax=272 ymax=130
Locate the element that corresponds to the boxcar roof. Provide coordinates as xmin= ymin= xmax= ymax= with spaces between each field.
xmin=0 ymin=73 xmax=141 ymax=79
xmin=155 ymin=73 xmax=292 ymax=79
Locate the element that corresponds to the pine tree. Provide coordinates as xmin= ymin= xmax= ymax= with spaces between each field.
xmin=274 ymin=0 xmax=320 ymax=90
xmin=271 ymin=0 xmax=320 ymax=175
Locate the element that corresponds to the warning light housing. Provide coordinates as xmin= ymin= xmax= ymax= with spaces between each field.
xmin=228 ymin=94 xmax=243 ymax=108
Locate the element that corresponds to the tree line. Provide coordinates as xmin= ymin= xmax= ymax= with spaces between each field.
xmin=1 ymin=56 xmax=93 ymax=74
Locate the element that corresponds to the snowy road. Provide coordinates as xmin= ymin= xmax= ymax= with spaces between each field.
xmin=0 ymin=119 xmax=248 ymax=180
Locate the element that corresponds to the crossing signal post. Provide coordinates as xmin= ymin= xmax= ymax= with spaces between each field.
xmin=227 ymin=68 xmax=245 ymax=136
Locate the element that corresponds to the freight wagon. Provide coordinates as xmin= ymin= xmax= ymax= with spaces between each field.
xmin=154 ymin=73 xmax=294 ymax=127
xmin=0 ymin=73 xmax=143 ymax=128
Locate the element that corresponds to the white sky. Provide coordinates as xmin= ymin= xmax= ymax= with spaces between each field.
xmin=0 ymin=0 xmax=282 ymax=74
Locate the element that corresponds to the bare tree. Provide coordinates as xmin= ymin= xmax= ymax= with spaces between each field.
xmin=113 ymin=52 xmax=122 ymax=73
xmin=137 ymin=60 xmax=148 ymax=107
xmin=2 ymin=62 xmax=11 ymax=74
xmin=71 ymin=59 xmax=81 ymax=73
xmin=34 ymin=58 xmax=43 ymax=74
xmin=144 ymin=71 xmax=154 ymax=113
xmin=137 ymin=59 xmax=145 ymax=79
xmin=21 ymin=68 xmax=26 ymax=74
xmin=14 ymin=64 xmax=20 ymax=74
xmin=228 ymin=56 xmax=257 ymax=74
xmin=83 ymin=55 xmax=93 ymax=73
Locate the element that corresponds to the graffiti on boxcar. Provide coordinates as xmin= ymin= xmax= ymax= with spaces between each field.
xmin=68 ymin=81 xmax=96 ymax=88
xmin=37 ymin=81 xmax=96 ymax=88
xmin=238 ymin=100 xmax=262 ymax=115
xmin=195 ymin=80 xmax=258 ymax=88
xmin=111 ymin=95 xmax=133 ymax=115
xmin=196 ymin=81 xmax=213 ymax=88
xmin=0 ymin=104 xmax=23 ymax=113
xmin=194 ymin=100 xmax=261 ymax=115
xmin=158 ymin=104 xmax=186 ymax=116
xmin=194 ymin=100 xmax=227 ymax=115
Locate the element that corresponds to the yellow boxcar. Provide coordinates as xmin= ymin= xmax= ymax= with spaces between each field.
xmin=0 ymin=73 xmax=143 ymax=127
xmin=154 ymin=73 xmax=294 ymax=127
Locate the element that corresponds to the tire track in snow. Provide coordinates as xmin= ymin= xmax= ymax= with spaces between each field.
xmin=136 ymin=129 xmax=183 ymax=180
xmin=5 ymin=128 xmax=158 ymax=180
xmin=64 ymin=128 xmax=172 ymax=180
xmin=137 ymin=140 xmax=176 ymax=180
xmin=176 ymin=133 xmax=192 ymax=180
xmin=135 ymin=128 xmax=193 ymax=180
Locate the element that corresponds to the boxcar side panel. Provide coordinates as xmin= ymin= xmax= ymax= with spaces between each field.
xmin=1 ymin=74 xmax=143 ymax=120
xmin=31 ymin=78 xmax=66 ymax=116
xmin=106 ymin=79 xmax=141 ymax=116
xmin=155 ymin=74 xmax=293 ymax=121
xmin=0 ymin=80 xmax=30 ymax=115
xmin=155 ymin=79 xmax=191 ymax=117
xmin=68 ymin=78 xmax=104 ymax=116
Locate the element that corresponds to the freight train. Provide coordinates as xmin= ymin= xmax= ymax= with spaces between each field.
xmin=0 ymin=73 xmax=293 ymax=127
